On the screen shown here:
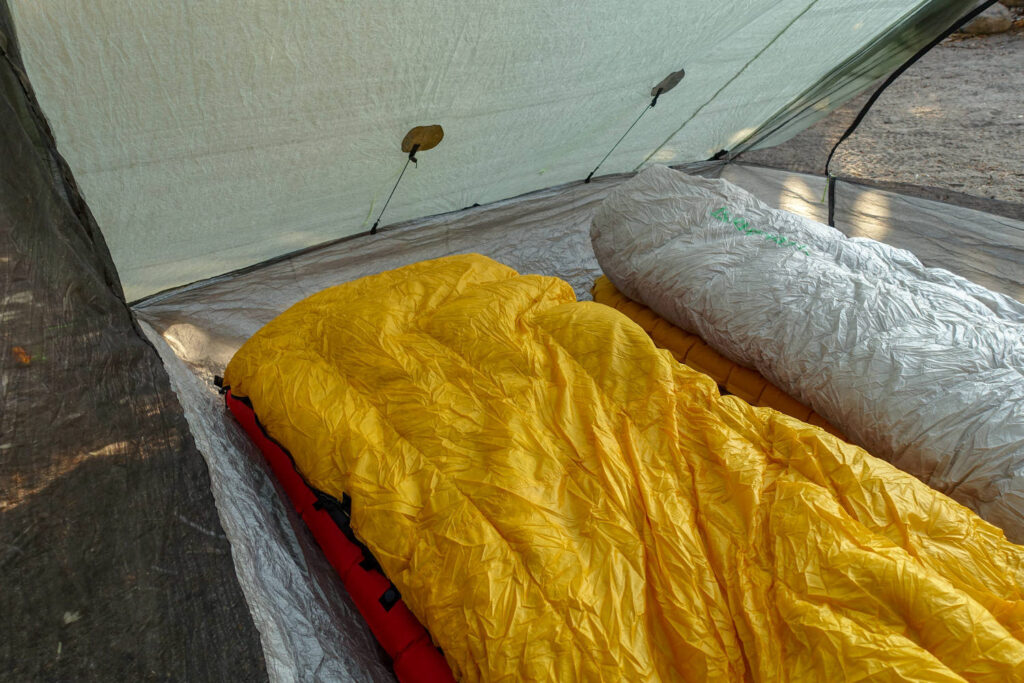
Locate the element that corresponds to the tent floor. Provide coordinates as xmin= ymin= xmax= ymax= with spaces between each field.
xmin=133 ymin=160 xmax=1023 ymax=679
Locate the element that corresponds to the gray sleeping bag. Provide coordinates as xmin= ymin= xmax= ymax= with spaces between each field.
xmin=592 ymin=164 xmax=1024 ymax=542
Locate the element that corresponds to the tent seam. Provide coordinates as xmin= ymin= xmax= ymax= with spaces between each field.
xmin=634 ymin=0 xmax=823 ymax=171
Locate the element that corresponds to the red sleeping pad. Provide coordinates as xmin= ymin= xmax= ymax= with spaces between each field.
xmin=225 ymin=390 xmax=455 ymax=683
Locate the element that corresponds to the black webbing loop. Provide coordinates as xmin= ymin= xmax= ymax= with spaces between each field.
xmin=370 ymin=144 xmax=421 ymax=234
xmin=584 ymin=89 xmax=663 ymax=184
xmin=826 ymin=175 xmax=837 ymax=227
xmin=378 ymin=585 xmax=401 ymax=612
xmin=823 ymin=0 xmax=999 ymax=226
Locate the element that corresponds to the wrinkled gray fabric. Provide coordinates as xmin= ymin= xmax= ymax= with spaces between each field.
xmin=139 ymin=322 xmax=395 ymax=683
xmin=592 ymin=164 xmax=1024 ymax=542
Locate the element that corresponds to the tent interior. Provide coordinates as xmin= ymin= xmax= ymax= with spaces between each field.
xmin=2 ymin=1 xmax=1022 ymax=680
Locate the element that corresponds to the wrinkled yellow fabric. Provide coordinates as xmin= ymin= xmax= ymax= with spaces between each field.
xmin=224 ymin=254 xmax=1024 ymax=682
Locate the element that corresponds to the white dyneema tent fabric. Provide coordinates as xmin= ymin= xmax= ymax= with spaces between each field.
xmin=9 ymin=0 xmax=978 ymax=300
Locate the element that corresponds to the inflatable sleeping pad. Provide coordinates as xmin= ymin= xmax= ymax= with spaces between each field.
xmin=223 ymin=254 xmax=1024 ymax=681
xmin=592 ymin=164 xmax=1024 ymax=543
xmin=591 ymin=275 xmax=846 ymax=439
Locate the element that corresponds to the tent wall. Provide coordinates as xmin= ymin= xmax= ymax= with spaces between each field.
xmin=8 ymin=0 xmax=977 ymax=300
xmin=0 ymin=3 xmax=266 ymax=679
xmin=737 ymin=21 xmax=1024 ymax=225
xmin=135 ymin=162 xmax=1024 ymax=374
xmin=719 ymin=165 xmax=1024 ymax=302
xmin=729 ymin=0 xmax=991 ymax=154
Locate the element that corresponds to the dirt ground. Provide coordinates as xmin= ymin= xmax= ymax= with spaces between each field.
xmin=742 ymin=22 xmax=1024 ymax=205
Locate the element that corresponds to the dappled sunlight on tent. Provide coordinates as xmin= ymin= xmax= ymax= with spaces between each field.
xmin=847 ymin=187 xmax=893 ymax=241
xmin=163 ymin=322 xmax=239 ymax=371
xmin=813 ymin=97 xmax=833 ymax=112
xmin=725 ymin=127 xmax=758 ymax=150
xmin=720 ymin=164 xmax=829 ymax=224
xmin=0 ymin=441 xmax=130 ymax=512
xmin=776 ymin=174 xmax=817 ymax=216
xmin=650 ymin=148 xmax=678 ymax=162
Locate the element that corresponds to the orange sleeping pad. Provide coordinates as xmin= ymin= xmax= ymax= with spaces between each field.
xmin=591 ymin=275 xmax=846 ymax=440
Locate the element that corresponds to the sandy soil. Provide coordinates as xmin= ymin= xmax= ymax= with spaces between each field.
xmin=741 ymin=23 xmax=1024 ymax=205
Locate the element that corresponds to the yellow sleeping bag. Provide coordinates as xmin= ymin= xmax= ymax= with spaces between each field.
xmin=224 ymin=254 xmax=1024 ymax=682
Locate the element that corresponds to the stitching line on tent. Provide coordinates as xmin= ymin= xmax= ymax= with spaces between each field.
xmin=634 ymin=0 xmax=823 ymax=171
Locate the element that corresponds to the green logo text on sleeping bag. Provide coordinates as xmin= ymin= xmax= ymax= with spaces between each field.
xmin=711 ymin=207 xmax=810 ymax=254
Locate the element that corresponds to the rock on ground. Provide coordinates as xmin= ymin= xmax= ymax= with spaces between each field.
xmin=964 ymin=4 xmax=1013 ymax=34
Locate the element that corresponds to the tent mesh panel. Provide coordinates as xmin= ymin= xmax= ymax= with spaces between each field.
xmin=0 ymin=3 xmax=267 ymax=679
